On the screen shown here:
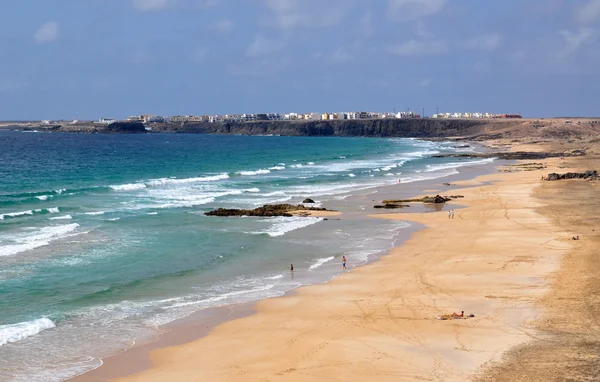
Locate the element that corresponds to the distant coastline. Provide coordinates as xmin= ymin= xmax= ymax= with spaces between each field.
xmin=1 ymin=117 xmax=598 ymax=141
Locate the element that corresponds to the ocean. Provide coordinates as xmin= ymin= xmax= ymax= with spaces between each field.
xmin=0 ymin=131 xmax=493 ymax=381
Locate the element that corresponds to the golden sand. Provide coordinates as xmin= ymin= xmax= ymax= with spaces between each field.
xmin=95 ymin=151 xmax=597 ymax=382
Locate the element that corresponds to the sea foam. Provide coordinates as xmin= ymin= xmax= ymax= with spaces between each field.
xmin=109 ymin=183 xmax=147 ymax=191
xmin=0 ymin=207 xmax=60 ymax=220
xmin=237 ymin=169 xmax=271 ymax=176
xmin=0 ymin=317 xmax=56 ymax=347
xmin=252 ymin=216 xmax=324 ymax=237
xmin=0 ymin=223 xmax=80 ymax=257
xmin=309 ymin=256 xmax=335 ymax=270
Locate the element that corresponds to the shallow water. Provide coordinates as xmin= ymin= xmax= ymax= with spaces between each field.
xmin=0 ymin=132 xmax=491 ymax=381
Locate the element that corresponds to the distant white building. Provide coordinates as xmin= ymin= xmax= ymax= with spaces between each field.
xmin=97 ymin=118 xmax=116 ymax=124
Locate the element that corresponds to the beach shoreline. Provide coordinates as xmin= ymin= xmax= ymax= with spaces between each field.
xmin=69 ymin=147 xmax=498 ymax=382
xmin=70 ymin=138 xmax=600 ymax=382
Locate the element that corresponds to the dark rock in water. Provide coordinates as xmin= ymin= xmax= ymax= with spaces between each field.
xmin=422 ymin=195 xmax=451 ymax=203
xmin=302 ymin=198 xmax=315 ymax=204
xmin=374 ymin=203 xmax=410 ymax=209
xmin=442 ymin=183 xmax=452 ymax=186
xmin=544 ymin=170 xmax=598 ymax=181
xmin=205 ymin=203 xmax=332 ymax=217
xmin=106 ymin=122 xmax=146 ymax=133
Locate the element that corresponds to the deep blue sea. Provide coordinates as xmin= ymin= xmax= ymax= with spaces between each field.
xmin=0 ymin=131 xmax=493 ymax=381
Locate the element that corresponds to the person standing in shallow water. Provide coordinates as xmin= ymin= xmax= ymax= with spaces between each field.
xmin=342 ymin=256 xmax=347 ymax=270
xmin=290 ymin=264 xmax=294 ymax=271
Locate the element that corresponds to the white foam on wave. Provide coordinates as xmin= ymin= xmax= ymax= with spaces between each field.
xmin=252 ymin=216 xmax=323 ymax=237
xmin=0 ymin=210 xmax=34 ymax=220
xmin=146 ymin=173 xmax=230 ymax=186
xmin=49 ymin=215 xmax=72 ymax=220
xmin=107 ymin=218 xmax=121 ymax=221
xmin=0 ymin=223 xmax=80 ymax=257
xmin=0 ymin=207 xmax=60 ymax=220
xmin=244 ymin=188 xmax=261 ymax=193
xmin=268 ymin=165 xmax=285 ymax=171
xmin=109 ymin=183 xmax=147 ymax=191
xmin=85 ymin=211 xmax=105 ymax=216
xmin=35 ymin=195 xmax=52 ymax=201
xmin=237 ymin=169 xmax=271 ymax=176
xmin=348 ymin=173 xmax=356 ymax=177
xmin=0 ymin=317 xmax=56 ymax=347
xmin=424 ymin=157 xmax=495 ymax=172
xmin=147 ymin=212 xmax=158 ymax=215
xmin=266 ymin=274 xmax=284 ymax=280
xmin=165 ymin=284 xmax=278 ymax=310
xmin=309 ymin=256 xmax=335 ymax=270
xmin=400 ymin=170 xmax=459 ymax=184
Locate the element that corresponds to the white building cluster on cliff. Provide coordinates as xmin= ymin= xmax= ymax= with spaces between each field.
xmin=95 ymin=110 xmax=521 ymax=125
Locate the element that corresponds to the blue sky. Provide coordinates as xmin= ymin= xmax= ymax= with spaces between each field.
xmin=1 ymin=0 xmax=599 ymax=120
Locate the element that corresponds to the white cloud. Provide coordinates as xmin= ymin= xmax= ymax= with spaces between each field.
xmin=132 ymin=0 xmax=172 ymax=11
xmin=192 ymin=48 xmax=209 ymax=62
xmin=210 ymin=20 xmax=234 ymax=35
xmin=131 ymin=0 xmax=216 ymax=12
xmin=358 ymin=11 xmax=374 ymax=38
xmin=34 ymin=22 xmax=59 ymax=43
xmin=246 ymin=35 xmax=284 ymax=57
xmin=559 ymin=27 xmax=597 ymax=54
xmin=415 ymin=21 xmax=434 ymax=38
xmin=388 ymin=0 xmax=447 ymax=21
xmin=261 ymin=0 xmax=349 ymax=29
xmin=387 ymin=39 xmax=448 ymax=56
xmin=574 ymin=0 xmax=600 ymax=24
xmin=314 ymin=47 xmax=353 ymax=64
xmin=461 ymin=33 xmax=503 ymax=51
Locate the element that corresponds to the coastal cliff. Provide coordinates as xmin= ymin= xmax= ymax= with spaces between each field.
xmin=50 ymin=119 xmax=488 ymax=138
xmin=147 ymin=119 xmax=488 ymax=138
xmin=7 ymin=118 xmax=600 ymax=141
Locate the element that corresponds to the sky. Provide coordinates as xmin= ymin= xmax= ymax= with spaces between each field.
xmin=0 ymin=0 xmax=599 ymax=120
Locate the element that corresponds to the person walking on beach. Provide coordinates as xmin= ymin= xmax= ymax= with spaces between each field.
xmin=342 ymin=256 xmax=347 ymax=270
xmin=448 ymin=210 xmax=451 ymax=218
xmin=451 ymin=209 xmax=455 ymax=219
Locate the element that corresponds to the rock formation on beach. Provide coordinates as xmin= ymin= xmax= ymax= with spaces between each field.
xmin=544 ymin=170 xmax=598 ymax=181
xmin=205 ymin=203 xmax=333 ymax=217
xmin=376 ymin=195 xmax=464 ymax=209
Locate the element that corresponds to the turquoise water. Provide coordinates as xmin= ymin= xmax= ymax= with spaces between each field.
xmin=0 ymin=132 xmax=492 ymax=381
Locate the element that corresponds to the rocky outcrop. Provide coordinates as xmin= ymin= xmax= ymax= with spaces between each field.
xmin=374 ymin=203 xmax=410 ymax=209
xmin=302 ymin=198 xmax=315 ymax=204
xmin=205 ymin=204 xmax=333 ymax=217
xmin=422 ymin=195 xmax=452 ymax=203
xmin=379 ymin=195 xmax=463 ymax=209
xmin=544 ymin=170 xmax=598 ymax=181
xmin=105 ymin=122 xmax=146 ymax=133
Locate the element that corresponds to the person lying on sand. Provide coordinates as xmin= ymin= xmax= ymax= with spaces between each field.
xmin=436 ymin=311 xmax=474 ymax=320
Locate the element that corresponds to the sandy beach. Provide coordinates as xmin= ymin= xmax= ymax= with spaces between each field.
xmin=71 ymin=138 xmax=600 ymax=382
